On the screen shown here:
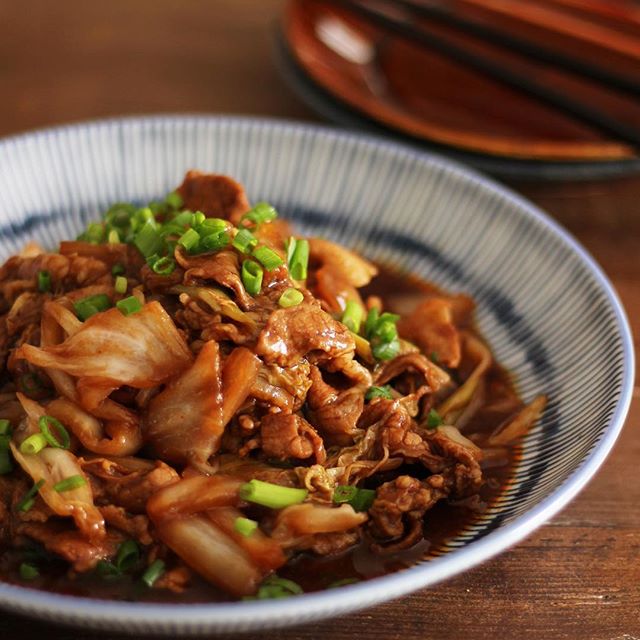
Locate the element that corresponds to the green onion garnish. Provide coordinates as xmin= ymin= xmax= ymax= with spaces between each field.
xmin=0 ymin=450 xmax=12 ymax=475
xmin=0 ymin=419 xmax=11 ymax=435
xmin=328 ymin=577 xmax=360 ymax=588
xmin=196 ymin=217 xmax=227 ymax=236
xmin=135 ymin=207 xmax=154 ymax=224
xmin=38 ymin=416 xmax=70 ymax=450
xmin=141 ymin=559 xmax=165 ymax=587
xmin=426 ymin=408 xmax=443 ymax=429
xmin=234 ymin=516 xmax=258 ymax=537
xmin=19 ymin=434 xmax=48 ymax=455
xmin=177 ymin=228 xmax=200 ymax=252
xmin=371 ymin=339 xmax=400 ymax=361
xmin=191 ymin=211 xmax=206 ymax=227
xmin=365 ymin=385 xmax=393 ymax=401
xmin=111 ymin=263 xmax=125 ymax=276
xmin=430 ymin=351 xmax=439 ymax=363
xmin=164 ymin=191 xmax=183 ymax=210
xmin=53 ymin=475 xmax=86 ymax=493
xmin=252 ymin=246 xmax=284 ymax=271
xmin=364 ymin=307 xmax=379 ymax=338
xmin=365 ymin=310 xmax=401 ymax=361
xmin=96 ymin=560 xmax=121 ymax=578
xmin=171 ymin=210 xmax=193 ymax=227
xmin=17 ymin=480 xmax=45 ymax=512
xmin=134 ymin=221 xmax=164 ymax=258
xmin=19 ymin=562 xmax=39 ymax=581
xmin=115 ymin=540 xmax=140 ymax=572
xmin=82 ymin=223 xmax=105 ymax=244
xmin=114 ymin=275 xmax=128 ymax=294
xmin=37 ymin=270 xmax=51 ymax=293
xmin=341 ymin=300 xmax=364 ymax=333
xmin=333 ymin=485 xmax=376 ymax=512
xmin=150 ymin=256 xmax=176 ymax=275
xmin=242 ymin=202 xmax=278 ymax=225
xmin=239 ymin=479 xmax=308 ymax=509
xmin=249 ymin=575 xmax=303 ymax=600
xmin=241 ymin=260 xmax=263 ymax=296
xmin=199 ymin=230 xmax=230 ymax=253
xmin=286 ymin=237 xmax=309 ymax=280
xmin=116 ymin=296 xmax=142 ymax=316
xmin=233 ymin=229 xmax=258 ymax=254
xmin=278 ymin=287 xmax=304 ymax=308
xmin=73 ymin=293 xmax=112 ymax=321
xmin=0 ymin=434 xmax=10 ymax=450
xmin=107 ymin=229 xmax=120 ymax=244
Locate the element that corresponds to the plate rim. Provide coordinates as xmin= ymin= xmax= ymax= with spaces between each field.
xmin=0 ymin=114 xmax=634 ymax=633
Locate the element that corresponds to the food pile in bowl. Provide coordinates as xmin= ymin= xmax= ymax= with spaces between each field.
xmin=0 ymin=171 xmax=545 ymax=602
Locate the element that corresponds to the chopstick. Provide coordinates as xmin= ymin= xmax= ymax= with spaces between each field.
xmin=328 ymin=0 xmax=640 ymax=149
xmin=392 ymin=0 xmax=640 ymax=98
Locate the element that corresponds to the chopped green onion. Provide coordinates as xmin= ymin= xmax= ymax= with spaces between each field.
xmin=115 ymin=540 xmax=140 ymax=572
xmin=37 ymin=270 xmax=51 ymax=293
xmin=341 ymin=301 xmax=364 ymax=333
xmin=116 ymin=296 xmax=142 ymax=316
xmin=241 ymin=260 xmax=263 ymax=296
xmin=17 ymin=480 xmax=45 ymax=512
xmin=287 ymin=237 xmax=309 ymax=280
xmin=364 ymin=307 xmax=379 ymax=338
xmin=19 ymin=434 xmax=48 ymax=455
xmin=141 ymin=559 xmax=165 ymax=587
xmin=74 ymin=293 xmax=112 ymax=321
xmin=114 ymin=275 xmax=128 ymax=294
xmin=249 ymin=575 xmax=303 ymax=600
xmin=233 ymin=229 xmax=258 ymax=254
xmin=333 ymin=485 xmax=375 ymax=512
xmin=252 ymin=246 xmax=284 ymax=271
xmin=0 ymin=434 xmax=11 ymax=450
xmin=134 ymin=207 xmax=154 ymax=225
xmin=191 ymin=211 xmax=206 ymax=227
xmin=0 ymin=419 xmax=11 ymax=435
xmin=19 ymin=563 xmax=39 ymax=581
xmin=278 ymin=287 xmax=304 ymax=308
xmin=328 ymin=577 xmax=360 ymax=588
xmin=107 ymin=229 xmax=120 ymax=244
xmin=199 ymin=230 xmax=230 ymax=253
xmin=234 ymin=516 xmax=258 ymax=537
xmin=177 ymin=228 xmax=200 ymax=252
xmin=197 ymin=217 xmax=227 ymax=236
xmin=83 ymin=223 xmax=105 ymax=244
xmin=96 ymin=560 xmax=121 ymax=577
xmin=151 ymin=256 xmax=176 ymax=275
xmin=430 ymin=351 xmax=439 ymax=363
xmin=38 ymin=416 xmax=70 ymax=450
xmin=111 ymin=263 xmax=125 ymax=276
xmin=427 ymin=408 xmax=443 ymax=429
xmin=53 ymin=475 xmax=86 ymax=493
xmin=0 ymin=450 xmax=12 ymax=475
xmin=365 ymin=385 xmax=393 ymax=401
xmin=134 ymin=221 xmax=164 ymax=258
xmin=239 ymin=479 xmax=308 ymax=509
xmin=164 ymin=191 xmax=183 ymax=210
xmin=242 ymin=202 xmax=278 ymax=225
xmin=371 ymin=337 xmax=400 ymax=361
xmin=171 ymin=210 xmax=194 ymax=227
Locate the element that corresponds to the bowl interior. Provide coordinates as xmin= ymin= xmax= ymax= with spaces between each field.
xmin=0 ymin=116 xmax=632 ymax=633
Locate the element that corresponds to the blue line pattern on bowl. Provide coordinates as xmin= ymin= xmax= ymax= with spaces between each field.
xmin=0 ymin=116 xmax=633 ymax=634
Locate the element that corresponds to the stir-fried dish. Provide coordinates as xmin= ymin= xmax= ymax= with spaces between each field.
xmin=0 ymin=171 xmax=546 ymax=601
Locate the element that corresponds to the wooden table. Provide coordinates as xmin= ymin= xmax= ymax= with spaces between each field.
xmin=0 ymin=2 xmax=638 ymax=638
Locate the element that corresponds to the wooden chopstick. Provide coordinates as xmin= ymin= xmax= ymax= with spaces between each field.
xmin=328 ymin=0 xmax=640 ymax=149
xmin=392 ymin=0 xmax=640 ymax=98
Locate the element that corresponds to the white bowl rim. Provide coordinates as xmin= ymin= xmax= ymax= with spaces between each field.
xmin=0 ymin=114 xmax=634 ymax=632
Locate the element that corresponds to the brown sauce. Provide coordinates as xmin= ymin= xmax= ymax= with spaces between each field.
xmin=0 ymin=265 xmax=522 ymax=602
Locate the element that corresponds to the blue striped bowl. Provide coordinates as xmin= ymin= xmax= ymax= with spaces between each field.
xmin=0 ymin=116 xmax=633 ymax=634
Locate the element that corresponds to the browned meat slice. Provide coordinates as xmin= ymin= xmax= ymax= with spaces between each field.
xmin=397 ymin=298 xmax=462 ymax=368
xmin=175 ymin=249 xmax=253 ymax=309
xmin=251 ymin=361 xmax=311 ymax=412
xmin=176 ymin=171 xmax=250 ymax=225
xmin=254 ymin=219 xmax=293 ymax=251
xmin=5 ymin=292 xmax=43 ymax=337
xmin=140 ymin=262 xmax=184 ymax=294
xmin=261 ymin=413 xmax=326 ymax=463
xmin=59 ymin=241 xmax=144 ymax=273
xmin=375 ymin=352 xmax=450 ymax=394
xmin=306 ymin=366 xmax=363 ymax=446
xmin=81 ymin=456 xmax=180 ymax=514
xmin=312 ymin=266 xmax=362 ymax=314
xmin=99 ymin=504 xmax=153 ymax=545
xmin=308 ymin=238 xmax=378 ymax=288
xmin=18 ymin=521 xmax=123 ymax=572
xmin=256 ymin=301 xmax=354 ymax=368
xmin=152 ymin=564 xmax=191 ymax=593
xmin=369 ymin=475 xmax=447 ymax=552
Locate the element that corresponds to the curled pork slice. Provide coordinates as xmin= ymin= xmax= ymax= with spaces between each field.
xmin=397 ymin=297 xmax=462 ymax=368
xmin=144 ymin=340 xmax=224 ymax=465
xmin=306 ymin=366 xmax=364 ymax=446
xmin=260 ymin=413 xmax=326 ymax=463
xmin=375 ymin=353 xmax=451 ymax=394
xmin=176 ymin=170 xmax=250 ymax=225
xmin=256 ymin=301 xmax=355 ymax=368
xmin=16 ymin=301 xmax=193 ymax=387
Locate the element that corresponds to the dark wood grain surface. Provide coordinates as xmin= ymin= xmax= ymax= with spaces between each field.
xmin=0 ymin=2 xmax=638 ymax=638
